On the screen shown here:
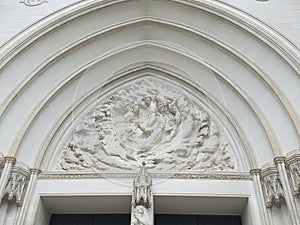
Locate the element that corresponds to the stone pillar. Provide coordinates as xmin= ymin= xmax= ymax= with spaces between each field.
xmin=15 ymin=169 xmax=41 ymax=225
xmin=0 ymin=157 xmax=16 ymax=205
xmin=250 ymin=169 xmax=271 ymax=225
xmin=274 ymin=157 xmax=300 ymax=225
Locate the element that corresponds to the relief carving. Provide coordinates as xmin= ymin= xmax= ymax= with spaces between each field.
xmin=286 ymin=150 xmax=300 ymax=196
xmin=3 ymin=163 xmax=30 ymax=205
xmin=288 ymin=161 xmax=300 ymax=196
xmin=261 ymin=173 xmax=285 ymax=208
xmin=58 ymin=78 xmax=235 ymax=171
xmin=5 ymin=173 xmax=27 ymax=204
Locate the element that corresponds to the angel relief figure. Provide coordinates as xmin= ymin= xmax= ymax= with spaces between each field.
xmin=122 ymin=96 xmax=181 ymax=149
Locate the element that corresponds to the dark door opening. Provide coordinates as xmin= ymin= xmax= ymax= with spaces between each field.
xmin=49 ymin=214 xmax=242 ymax=225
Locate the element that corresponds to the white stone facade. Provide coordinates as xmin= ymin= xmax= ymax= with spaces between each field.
xmin=0 ymin=1 xmax=300 ymax=225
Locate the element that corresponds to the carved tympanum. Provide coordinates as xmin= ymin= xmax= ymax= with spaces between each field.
xmin=58 ymin=78 xmax=234 ymax=171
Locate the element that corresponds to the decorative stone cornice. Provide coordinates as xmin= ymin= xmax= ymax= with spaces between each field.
xmin=38 ymin=171 xmax=252 ymax=180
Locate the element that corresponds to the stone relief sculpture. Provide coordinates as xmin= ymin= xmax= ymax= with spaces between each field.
xmin=288 ymin=161 xmax=300 ymax=196
xmin=5 ymin=173 xmax=27 ymax=204
xmin=3 ymin=163 xmax=30 ymax=205
xmin=131 ymin=162 xmax=153 ymax=225
xmin=58 ymin=78 xmax=235 ymax=171
xmin=261 ymin=173 xmax=285 ymax=208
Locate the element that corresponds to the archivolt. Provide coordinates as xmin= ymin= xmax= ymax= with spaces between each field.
xmin=0 ymin=0 xmax=299 ymax=169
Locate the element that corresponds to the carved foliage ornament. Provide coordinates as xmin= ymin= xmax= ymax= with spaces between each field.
xmin=58 ymin=78 xmax=235 ymax=171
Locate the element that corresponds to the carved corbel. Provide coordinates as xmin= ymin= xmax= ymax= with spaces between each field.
xmin=4 ymin=162 xmax=30 ymax=205
xmin=261 ymin=163 xmax=285 ymax=208
xmin=286 ymin=149 xmax=300 ymax=196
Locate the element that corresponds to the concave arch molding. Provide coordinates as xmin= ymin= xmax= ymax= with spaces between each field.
xmin=0 ymin=0 xmax=299 ymax=171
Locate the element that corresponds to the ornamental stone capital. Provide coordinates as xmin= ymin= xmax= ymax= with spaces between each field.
xmin=261 ymin=163 xmax=285 ymax=208
xmin=3 ymin=162 xmax=30 ymax=205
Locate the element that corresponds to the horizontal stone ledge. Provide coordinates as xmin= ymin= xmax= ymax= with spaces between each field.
xmin=39 ymin=171 xmax=252 ymax=180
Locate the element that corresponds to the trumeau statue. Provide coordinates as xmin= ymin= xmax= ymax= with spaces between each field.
xmin=58 ymin=78 xmax=235 ymax=171
xmin=131 ymin=162 xmax=153 ymax=225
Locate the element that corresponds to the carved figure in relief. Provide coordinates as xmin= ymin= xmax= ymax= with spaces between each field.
xmin=58 ymin=78 xmax=235 ymax=171
xmin=131 ymin=205 xmax=151 ymax=225
xmin=289 ymin=162 xmax=300 ymax=195
xmin=262 ymin=174 xmax=284 ymax=208
xmin=5 ymin=173 xmax=27 ymax=204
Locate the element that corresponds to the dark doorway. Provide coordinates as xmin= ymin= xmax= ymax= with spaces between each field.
xmin=49 ymin=214 xmax=242 ymax=225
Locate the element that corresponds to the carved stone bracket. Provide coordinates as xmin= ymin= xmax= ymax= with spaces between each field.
xmin=3 ymin=163 xmax=30 ymax=205
xmin=261 ymin=163 xmax=285 ymax=208
xmin=286 ymin=150 xmax=300 ymax=196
